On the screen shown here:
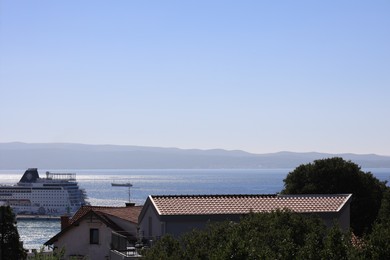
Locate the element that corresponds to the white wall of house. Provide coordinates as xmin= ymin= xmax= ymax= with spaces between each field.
xmin=165 ymin=219 xmax=207 ymax=237
xmin=108 ymin=215 xmax=138 ymax=241
xmin=138 ymin=204 xmax=162 ymax=241
xmin=53 ymin=215 xmax=112 ymax=260
xmin=337 ymin=202 xmax=351 ymax=231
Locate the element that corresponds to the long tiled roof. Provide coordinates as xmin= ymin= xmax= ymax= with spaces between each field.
xmin=149 ymin=194 xmax=352 ymax=216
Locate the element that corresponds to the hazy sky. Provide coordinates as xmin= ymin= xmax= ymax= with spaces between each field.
xmin=1 ymin=1 xmax=389 ymax=155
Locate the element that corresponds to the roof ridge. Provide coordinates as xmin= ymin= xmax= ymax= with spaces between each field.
xmin=91 ymin=205 xmax=136 ymax=209
xmin=277 ymin=193 xmax=352 ymax=198
xmin=151 ymin=194 xmax=278 ymax=198
xmin=150 ymin=193 xmax=353 ymax=216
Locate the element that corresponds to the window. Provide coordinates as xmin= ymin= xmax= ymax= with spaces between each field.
xmin=90 ymin=228 xmax=99 ymax=244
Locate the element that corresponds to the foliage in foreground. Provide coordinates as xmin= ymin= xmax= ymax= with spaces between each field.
xmin=359 ymin=187 xmax=390 ymax=259
xmin=31 ymin=247 xmax=65 ymax=260
xmin=0 ymin=206 xmax=27 ymax=260
xmin=143 ymin=210 xmax=355 ymax=260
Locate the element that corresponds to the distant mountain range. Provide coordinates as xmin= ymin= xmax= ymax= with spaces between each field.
xmin=1 ymin=142 xmax=390 ymax=169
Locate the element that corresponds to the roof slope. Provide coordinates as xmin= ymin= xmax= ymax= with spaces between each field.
xmin=45 ymin=205 xmax=142 ymax=245
xmin=71 ymin=205 xmax=142 ymax=224
xmin=149 ymin=194 xmax=352 ymax=216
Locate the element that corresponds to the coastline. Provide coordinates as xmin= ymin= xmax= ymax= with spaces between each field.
xmin=16 ymin=215 xmax=60 ymax=221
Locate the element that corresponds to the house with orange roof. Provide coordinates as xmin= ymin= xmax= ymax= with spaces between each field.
xmin=138 ymin=194 xmax=352 ymax=243
xmin=45 ymin=204 xmax=143 ymax=260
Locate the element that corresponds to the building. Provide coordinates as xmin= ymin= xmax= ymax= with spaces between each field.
xmin=138 ymin=194 xmax=352 ymax=241
xmin=45 ymin=204 xmax=143 ymax=260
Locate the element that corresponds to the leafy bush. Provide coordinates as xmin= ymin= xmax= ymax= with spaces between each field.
xmin=143 ymin=210 xmax=356 ymax=260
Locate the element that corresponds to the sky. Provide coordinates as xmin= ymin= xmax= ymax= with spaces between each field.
xmin=0 ymin=1 xmax=389 ymax=155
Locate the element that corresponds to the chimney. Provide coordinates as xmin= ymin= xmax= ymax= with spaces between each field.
xmin=61 ymin=215 xmax=70 ymax=230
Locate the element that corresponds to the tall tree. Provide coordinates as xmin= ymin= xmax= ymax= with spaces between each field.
xmin=282 ymin=157 xmax=386 ymax=235
xmin=376 ymin=186 xmax=390 ymax=223
xmin=360 ymin=187 xmax=390 ymax=259
xmin=362 ymin=220 xmax=390 ymax=259
xmin=0 ymin=206 xmax=26 ymax=260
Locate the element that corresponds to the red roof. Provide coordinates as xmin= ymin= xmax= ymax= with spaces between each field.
xmin=71 ymin=205 xmax=142 ymax=224
xmin=149 ymin=194 xmax=352 ymax=216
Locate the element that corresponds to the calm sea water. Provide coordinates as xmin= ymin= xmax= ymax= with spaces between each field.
xmin=1 ymin=168 xmax=389 ymax=250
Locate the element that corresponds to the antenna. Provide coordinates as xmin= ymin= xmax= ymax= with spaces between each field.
xmin=111 ymin=181 xmax=133 ymax=203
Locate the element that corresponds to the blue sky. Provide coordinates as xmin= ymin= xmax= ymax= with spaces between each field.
xmin=1 ymin=1 xmax=389 ymax=155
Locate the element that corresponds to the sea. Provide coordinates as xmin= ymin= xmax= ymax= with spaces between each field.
xmin=1 ymin=168 xmax=389 ymax=250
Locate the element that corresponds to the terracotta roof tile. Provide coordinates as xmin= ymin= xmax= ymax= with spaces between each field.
xmin=70 ymin=205 xmax=142 ymax=224
xmin=150 ymin=194 xmax=352 ymax=216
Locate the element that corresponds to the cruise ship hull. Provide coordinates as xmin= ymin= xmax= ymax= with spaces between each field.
xmin=0 ymin=168 xmax=88 ymax=216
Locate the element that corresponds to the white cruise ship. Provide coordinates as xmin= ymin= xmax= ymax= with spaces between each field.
xmin=0 ymin=168 xmax=88 ymax=216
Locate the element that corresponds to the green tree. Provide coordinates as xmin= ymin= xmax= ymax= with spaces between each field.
xmin=359 ymin=187 xmax=390 ymax=259
xmin=234 ymin=210 xmax=328 ymax=260
xmin=282 ymin=157 xmax=386 ymax=235
xmin=322 ymin=223 xmax=352 ymax=260
xmin=361 ymin=221 xmax=390 ymax=259
xmin=0 ymin=206 xmax=26 ymax=260
xmin=142 ymin=234 xmax=183 ymax=260
xmin=180 ymin=221 xmax=238 ymax=260
xmin=376 ymin=186 xmax=390 ymax=223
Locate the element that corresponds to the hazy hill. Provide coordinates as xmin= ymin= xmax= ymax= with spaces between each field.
xmin=1 ymin=142 xmax=390 ymax=169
